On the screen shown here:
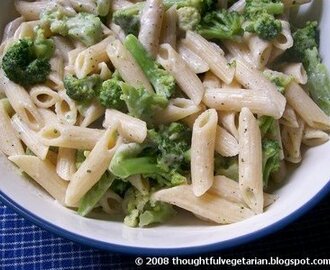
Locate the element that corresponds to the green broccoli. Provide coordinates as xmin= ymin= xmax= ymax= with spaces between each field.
xmin=263 ymin=70 xmax=293 ymax=93
xmin=124 ymin=34 xmax=176 ymax=98
xmin=98 ymin=77 xmax=127 ymax=111
xmin=1 ymin=29 xmax=55 ymax=86
xmin=110 ymin=179 xmax=131 ymax=197
xmin=262 ymin=139 xmax=281 ymax=188
xmin=96 ymin=0 xmax=111 ymax=17
xmin=244 ymin=13 xmax=282 ymax=40
xmin=123 ymin=187 xmax=175 ymax=227
xmin=304 ymin=47 xmax=330 ymax=115
xmin=109 ymin=143 xmax=187 ymax=187
xmin=112 ymin=2 xmax=143 ymax=36
xmin=120 ymin=82 xmax=168 ymax=124
xmin=75 ymin=149 xmax=90 ymax=169
xmin=147 ymin=123 xmax=191 ymax=172
xmin=288 ymin=21 xmax=318 ymax=60
xmin=258 ymin=116 xmax=276 ymax=137
xmin=214 ymin=154 xmax=238 ymax=181
xmin=64 ymin=74 xmax=102 ymax=102
xmin=245 ymin=0 xmax=284 ymax=16
xmin=243 ymin=0 xmax=284 ymax=40
xmin=41 ymin=9 xmax=103 ymax=46
xmin=196 ymin=10 xmax=244 ymax=41
xmin=288 ymin=21 xmax=330 ymax=115
xmin=177 ymin=7 xmax=202 ymax=31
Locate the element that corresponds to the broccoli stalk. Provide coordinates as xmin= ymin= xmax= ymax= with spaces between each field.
xmin=124 ymin=34 xmax=176 ymax=98
xmin=245 ymin=0 xmax=284 ymax=16
xmin=262 ymin=139 xmax=281 ymax=188
xmin=304 ymin=48 xmax=330 ymax=115
xmin=64 ymin=74 xmax=102 ymax=102
xmin=258 ymin=116 xmax=276 ymax=137
xmin=1 ymin=29 xmax=55 ymax=86
xmin=120 ymin=82 xmax=168 ymax=124
xmin=196 ymin=9 xmax=244 ymax=41
xmin=109 ymin=143 xmax=187 ymax=187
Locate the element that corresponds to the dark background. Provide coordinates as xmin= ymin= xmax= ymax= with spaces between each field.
xmin=1 ymin=193 xmax=329 ymax=269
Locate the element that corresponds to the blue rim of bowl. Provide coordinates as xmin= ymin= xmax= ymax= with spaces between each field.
xmin=0 ymin=181 xmax=329 ymax=256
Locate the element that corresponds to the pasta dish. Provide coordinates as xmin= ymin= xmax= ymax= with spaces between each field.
xmin=0 ymin=0 xmax=329 ymax=227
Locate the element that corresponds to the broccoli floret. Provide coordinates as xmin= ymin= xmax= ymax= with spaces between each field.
xmin=64 ymin=74 xmax=102 ymax=102
xmin=245 ymin=0 xmax=284 ymax=16
xmin=112 ymin=2 xmax=143 ymax=36
xmin=177 ymin=7 xmax=201 ymax=31
xmin=120 ymin=82 xmax=168 ymax=124
xmin=147 ymin=123 xmax=191 ymax=172
xmin=123 ymin=187 xmax=175 ymax=227
xmin=109 ymin=143 xmax=187 ymax=187
xmin=214 ymin=154 xmax=238 ymax=181
xmin=288 ymin=21 xmax=318 ymax=60
xmin=1 ymin=29 xmax=55 ymax=86
xmin=196 ymin=10 xmax=244 ymax=41
xmin=244 ymin=13 xmax=282 ymax=40
xmin=41 ymin=9 xmax=103 ymax=46
xmin=263 ymin=70 xmax=293 ymax=93
xmin=99 ymin=78 xmax=127 ymax=111
xmin=124 ymin=35 xmax=176 ymax=98
xmin=262 ymin=139 xmax=281 ymax=188
xmin=110 ymin=179 xmax=131 ymax=197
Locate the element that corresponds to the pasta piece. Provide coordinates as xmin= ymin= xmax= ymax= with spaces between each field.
xmin=1 ymin=16 xmax=24 ymax=42
xmin=55 ymin=90 xmax=78 ymax=125
xmin=74 ymin=35 xmax=115 ymax=79
xmin=52 ymin=36 xmax=75 ymax=64
xmin=215 ymin=125 xmax=239 ymax=157
xmin=39 ymin=123 xmax=105 ymax=150
xmin=99 ymin=190 xmax=123 ymax=214
xmin=177 ymin=40 xmax=209 ymax=74
xmin=245 ymin=33 xmax=272 ymax=68
xmin=103 ymin=109 xmax=147 ymax=143
xmin=11 ymin=114 xmax=49 ymax=160
xmin=183 ymin=31 xmax=235 ymax=84
xmin=234 ymin=57 xmax=286 ymax=114
xmin=281 ymin=117 xmax=305 ymax=163
xmin=203 ymin=71 xmax=222 ymax=89
xmin=238 ymin=107 xmax=263 ymax=214
xmin=79 ymin=101 xmax=105 ymax=128
xmin=9 ymin=155 xmax=68 ymax=205
xmin=153 ymin=98 xmax=202 ymax=124
xmin=111 ymin=0 xmax=134 ymax=11
xmin=15 ymin=1 xmax=52 ymax=20
xmin=203 ymin=88 xmax=284 ymax=119
xmin=228 ymin=0 xmax=246 ymax=12
xmin=268 ymin=47 xmax=285 ymax=64
xmin=106 ymin=40 xmax=154 ymax=93
xmin=181 ymin=105 xmax=207 ymax=129
xmin=48 ymin=54 xmax=65 ymax=90
xmin=273 ymin=20 xmax=294 ymax=50
xmin=30 ymin=86 xmax=60 ymax=109
xmin=138 ymin=0 xmax=164 ymax=57
xmin=56 ymin=148 xmax=77 ymax=181
xmin=0 ymin=71 xmax=44 ymax=131
xmin=13 ymin=20 xmax=39 ymax=40
xmin=223 ymin=40 xmax=255 ymax=68
xmin=98 ymin=62 xmax=112 ymax=81
xmin=65 ymin=126 xmax=122 ymax=206
xmin=280 ymin=63 xmax=308 ymax=85
xmin=218 ymin=111 xmax=239 ymax=140
xmin=0 ymin=103 xmax=24 ymax=156
xmin=285 ymin=82 xmax=330 ymax=130
xmin=38 ymin=108 xmax=59 ymax=124
xmin=152 ymin=184 xmax=255 ymax=224
xmin=302 ymin=126 xmax=329 ymax=147
xmin=282 ymin=0 xmax=312 ymax=7
xmin=211 ymin=175 xmax=278 ymax=208
xmin=280 ymin=104 xmax=299 ymax=128
xmin=191 ymin=109 xmax=218 ymax=197
xmin=160 ymin=6 xmax=177 ymax=48
xmin=157 ymin=44 xmax=205 ymax=105
xmin=128 ymin=175 xmax=150 ymax=195
xmin=109 ymin=22 xmax=126 ymax=42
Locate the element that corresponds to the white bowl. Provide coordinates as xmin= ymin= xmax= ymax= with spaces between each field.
xmin=0 ymin=0 xmax=329 ymax=255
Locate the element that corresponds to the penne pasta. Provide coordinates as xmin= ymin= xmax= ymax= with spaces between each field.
xmin=103 ymin=109 xmax=147 ymax=143
xmin=238 ymin=107 xmax=264 ymax=214
xmin=191 ymin=109 xmax=218 ymax=197
xmin=280 ymin=63 xmax=308 ymax=85
xmin=30 ymin=85 xmax=60 ymax=109
xmin=65 ymin=126 xmax=121 ymax=206
xmin=215 ymin=125 xmax=239 ymax=157
xmin=157 ymin=44 xmax=205 ymax=105
xmin=160 ymin=6 xmax=177 ymax=48
xmin=56 ymin=148 xmax=77 ymax=181
xmin=152 ymin=184 xmax=255 ymax=224
xmin=9 ymin=155 xmax=68 ymax=205
xmin=302 ymin=126 xmax=330 ymax=147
